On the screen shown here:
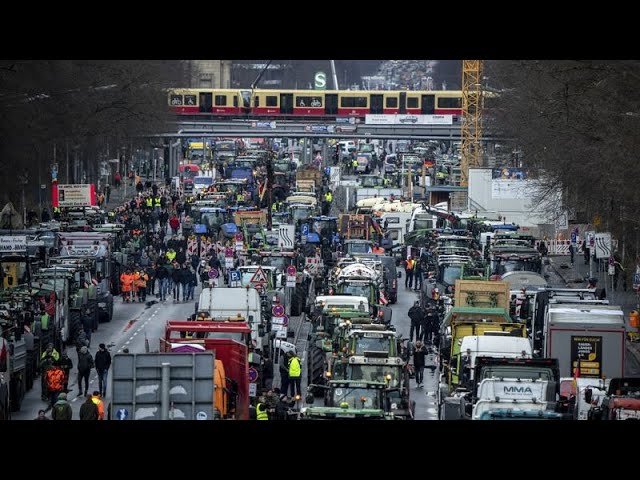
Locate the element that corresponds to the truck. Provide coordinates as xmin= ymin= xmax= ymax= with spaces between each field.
xmin=544 ymin=303 xmax=625 ymax=379
xmin=587 ymin=377 xmax=640 ymax=420
xmin=472 ymin=378 xmax=550 ymax=419
xmin=295 ymin=167 xmax=322 ymax=192
xmin=197 ymin=287 xmax=266 ymax=353
xmin=0 ymin=309 xmax=27 ymax=416
xmin=161 ymin=320 xmax=250 ymax=419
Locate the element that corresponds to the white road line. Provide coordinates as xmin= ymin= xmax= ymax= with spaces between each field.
xmin=117 ymin=349 xmax=122 ymax=353
xmin=125 ymin=341 xmax=130 ymax=345
xmin=72 ymin=397 xmax=78 ymax=402
xmin=133 ymin=332 xmax=137 ymax=336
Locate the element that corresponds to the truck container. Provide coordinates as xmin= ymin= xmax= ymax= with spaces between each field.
xmin=544 ymin=304 xmax=625 ymax=379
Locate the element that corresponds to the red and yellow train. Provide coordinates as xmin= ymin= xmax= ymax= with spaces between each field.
xmin=168 ymin=88 xmax=463 ymax=118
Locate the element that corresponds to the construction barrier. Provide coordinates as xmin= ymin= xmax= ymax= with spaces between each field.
xmin=535 ymin=239 xmax=584 ymax=256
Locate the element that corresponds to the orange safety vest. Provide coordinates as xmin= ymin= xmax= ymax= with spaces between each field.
xmin=405 ymin=259 xmax=415 ymax=271
xmin=120 ymin=273 xmax=134 ymax=292
xmin=134 ymin=272 xmax=148 ymax=289
xmin=91 ymin=396 xmax=105 ymax=420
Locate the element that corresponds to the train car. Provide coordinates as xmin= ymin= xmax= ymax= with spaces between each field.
xmin=168 ymin=88 xmax=464 ymax=118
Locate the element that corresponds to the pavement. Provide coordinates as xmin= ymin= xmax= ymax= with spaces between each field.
xmin=547 ymin=254 xmax=640 ymax=371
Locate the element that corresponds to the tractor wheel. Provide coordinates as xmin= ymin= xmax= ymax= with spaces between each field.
xmin=307 ymin=345 xmax=326 ymax=394
xmin=69 ymin=310 xmax=83 ymax=346
xmin=290 ymin=288 xmax=302 ymax=317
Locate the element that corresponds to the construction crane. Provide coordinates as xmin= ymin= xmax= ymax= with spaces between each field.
xmin=460 ymin=60 xmax=484 ymax=188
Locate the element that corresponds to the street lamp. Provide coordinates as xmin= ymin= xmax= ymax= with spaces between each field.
xmin=153 ymin=148 xmax=158 ymax=183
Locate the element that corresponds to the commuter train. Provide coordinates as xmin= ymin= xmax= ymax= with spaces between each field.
xmin=168 ymin=88 xmax=463 ymax=118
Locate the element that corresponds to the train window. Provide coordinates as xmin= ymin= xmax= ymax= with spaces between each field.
xmin=297 ymin=96 xmax=323 ymax=107
xmin=184 ymin=95 xmax=196 ymax=106
xmin=254 ymin=96 xmax=260 ymax=107
xmin=385 ymin=97 xmax=398 ymax=108
xmin=240 ymin=90 xmax=251 ymax=108
xmin=266 ymin=96 xmax=278 ymax=107
xmin=438 ymin=97 xmax=462 ymax=108
xmin=407 ymin=97 xmax=419 ymax=108
xmin=355 ymin=96 xmax=367 ymax=108
xmin=170 ymin=95 xmax=183 ymax=106
xmin=215 ymin=95 xmax=227 ymax=106
xmin=341 ymin=97 xmax=354 ymax=108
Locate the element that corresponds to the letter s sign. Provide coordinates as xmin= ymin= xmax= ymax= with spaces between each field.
xmin=314 ymin=72 xmax=327 ymax=90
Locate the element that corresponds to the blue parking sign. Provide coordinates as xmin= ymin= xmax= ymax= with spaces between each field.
xmin=571 ymin=231 xmax=577 ymax=245
xmin=301 ymin=224 xmax=309 ymax=236
xmin=229 ymin=270 xmax=241 ymax=283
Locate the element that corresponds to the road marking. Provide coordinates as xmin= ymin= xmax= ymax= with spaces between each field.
xmin=117 ymin=349 xmax=122 ymax=353
xmin=125 ymin=341 xmax=130 ymax=345
xmin=427 ymin=407 xmax=437 ymax=414
xmin=133 ymin=332 xmax=137 ymax=336
xmin=72 ymin=397 xmax=78 ymax=402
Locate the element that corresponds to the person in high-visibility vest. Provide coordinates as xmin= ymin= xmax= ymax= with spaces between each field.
xmin=91 ymin=391 xmax=105 ymax=420
xmin=404 ymin=257 xmax=416 ymax=289
xmin=256 ymin=399 xmax=269 ymax=420
xmin=324 ymin=191 xmax=333 ymax=203
xmin=287 ymin=352 xmax=302 ymax=398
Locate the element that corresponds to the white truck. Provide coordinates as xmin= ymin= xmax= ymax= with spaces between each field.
xmin=472 ymin=377 xmax=550 ymax=419
xmin=459 ymin=335 xmax=532 ymax=384
xmin=197 ymin=287 xmax=265 ymax=351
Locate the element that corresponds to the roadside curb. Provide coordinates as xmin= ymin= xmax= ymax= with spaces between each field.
xmin=626 ymin=340 xmax=640 ymax=365
xmin=547 ymin=258 xmax=570 ymax=287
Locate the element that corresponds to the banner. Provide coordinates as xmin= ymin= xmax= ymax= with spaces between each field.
xmin=52 ymin=184 xmax=96 ymax=207
xmin=365 ymin=114 xmax=453 ymax=125
xmin=0 ymin=235 xmax=27 ymax=253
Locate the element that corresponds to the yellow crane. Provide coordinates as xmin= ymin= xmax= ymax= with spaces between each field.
xmin=460 ymin=60 xmax=484 ymax=187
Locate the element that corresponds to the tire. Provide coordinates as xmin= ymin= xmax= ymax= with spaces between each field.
xmin=69 ymin=310 xmax=83 ymax=347
xmin=10 ymin=376 xmax=24 ymax=412
xmin=307 ymin=345 xmax=326 ymax=394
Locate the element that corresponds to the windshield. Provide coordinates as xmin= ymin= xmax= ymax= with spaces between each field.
xmin=194 ymin=177 xmax=214 ymax=186
xmin=312 ymin=220 xmax=336 ymax=235
xmin=359 ymin=144 xmax=375 ymax=153
xmin=442 ymin=265 xmax=463 ymax=286
xmin=260 ymin=256 xmax=290 ymax=271
xmin=361 ymin=176 xmax=383 ymax=188
xmin=332 ymin=386 xmax=382 ymax=409
xmin=274 ymin=163 xmax=290 ymax=173
xmin=198 ymin=212 xmax=225 ymax=227
xmin=480 ymin=367 xmax=554 ymax=383
xmin=347 ymin=365 xmax=401 ymax=389
xmin=414 ymin=215 xmax=434 ymax=230
xmin=292 ymin=207 xmax=312 ymax=223
xmin=491 ymin=258 xmax=542 ymax=275
xmin=346 ymin=243 xmax=371 ymax=255
xmin=216 ymin=142 xmax=235 ymax=151
xmin=340 ymin=284 xmax=371 ymax=298
xmin=439 ymin=239 xmax=470 ymax=249
xmin=351 ymin=336 xmax=393 ymax=355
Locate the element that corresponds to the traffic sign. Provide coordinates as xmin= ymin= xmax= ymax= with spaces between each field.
xmin=116 ymin=408 xmax=129 ymax=420
xmin=286 ymin=266 xmax=297 ymax=276
xmin=196 ymin=411 xmax=208 ymax=420
xmin=225 ymin=247 xmax=234 ymax=257
xmin=314 ymin=71 xmax=327 ymax=90
xmin=272 ymin=304 xmax=285 ymax=317
xmin=249 ymin=267 xmax=268 ymax=285
xmin=208 ymin=268 xmax=219 ymax=279
xmin=248 ymin=367 xmax=259 ymax=383
xmin=633 ymin=273 xmax=640 ymax=291
xmin=235 ymin=232 xmax=243 ymax=241
xmin=301 ymin=224 xmax=309 ymax=236
xmin=570 ymin=231 xmax=577 ymax=245
xmin=229 ymin=270 xmax=241 ymax=283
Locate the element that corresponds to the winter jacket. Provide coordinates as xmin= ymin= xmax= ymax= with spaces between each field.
xmin=95 ymin=350 xmax=112 ymax=372
xmin=79 ymin=399 xmax=99 ymax=420
xmin=52 ymin=399 xmax=73 ymax=420
xmin=156 ymin=266 xmax=168 ymax=280
xmin=176 ymin=250 xmax=187 ymax=265
xmin=77 ymin=351 xmax=95 ymax=373
xmin=408 ymin=305 xmax=424 ymax=323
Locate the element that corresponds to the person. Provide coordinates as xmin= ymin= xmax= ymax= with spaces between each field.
xmin=413 ymin=260 xmax=423 ymax=291
xmin=41 ymin=208 xmax=50 ymax=223
xmin=105 ymin=184 xmax=111 ymax=203
xmin=57 ymin=351 xmax=73 ymax=392
xmin=45 ymin=363 xmax=65 ymax=407
xmin=413 ymin=341 xmax=427 ymax=387
xmin=77 ymin=345 xmax=94 ymax=397
xmin=35 ymin=409 xmax=50 ymax=420
xmin=262 ymin=356 xmax=274 ymax=391
xmin=408 ymin=301 xmax=424 ymax=343
xmin=404 ymin=256 xmax=415 ymax=289
xmin=287 ymin=351 xmax=302 ymax=398
xmin=94 ymin=343 xmax=111 ymax=398
xmin=51 ymin=392 xmax=73 ymax=420
xmin=538 ymin=240 xmax=548 ymax=257
xmin=79 ymin=394 xmax=99 ymax=420
xmin=81 ymin=308 xmax=93 ymax=347
xmin=114 ymin=171 xmax=121 ymax=189
xmin=581 ymin=241 xmax=590 ymax=265
xmin=256 ymin=397 xmax=269 ymax=420
xmin=40 ymin=343 xmax=59 ymax=400
xmin=91 ymin=391 xmax=105 ymax=420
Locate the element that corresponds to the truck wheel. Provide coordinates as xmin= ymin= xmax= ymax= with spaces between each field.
xmin=69 ymin=310 xmax=83 ymax=346
xmin=0 ymin=383 xmax=10 ymax=420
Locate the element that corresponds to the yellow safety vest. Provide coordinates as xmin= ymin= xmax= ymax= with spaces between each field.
xmin=325 ymin=193 xmax=332 ymax=202
xmin=146 ymin=198 xmax=152 ymax=208
xmin=154 ymin=197 xmax=161 ymax=207
xmin=288 ymin=357 xmax=301 ymax=377
xmin=256 ymin=403 xmax=268 ymax=420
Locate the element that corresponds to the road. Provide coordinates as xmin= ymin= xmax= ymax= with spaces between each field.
xmin=389 ymin=275 xmax=439 ymax=420
xmin=13 ymin=288 xmax=199 ymax=420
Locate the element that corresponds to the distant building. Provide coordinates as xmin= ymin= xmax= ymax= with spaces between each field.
xmin=186 ymin=60 xmax=232 ymax=88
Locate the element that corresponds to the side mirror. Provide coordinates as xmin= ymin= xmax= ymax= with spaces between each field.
xmin=584 ymin=388 xmax=593 ymax=404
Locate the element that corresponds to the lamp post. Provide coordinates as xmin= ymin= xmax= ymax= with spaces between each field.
xmin=18 ymin=171 xmax=29 ymax=226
